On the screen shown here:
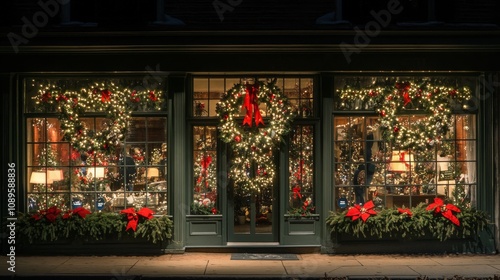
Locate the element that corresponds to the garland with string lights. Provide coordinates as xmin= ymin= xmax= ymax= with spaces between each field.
xmin=338 ymin=80 xmax=471 ymax=150
xmin=216 ymin=80 xmax=294 ymax=193
xmin=33 ymin=82 xmax=162 ymax=155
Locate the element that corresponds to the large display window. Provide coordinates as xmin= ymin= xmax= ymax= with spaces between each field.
xmin=25 ymin=77 xmax=168 ymax=214
xmin=333 ymin=76 xmax=477 ymax=211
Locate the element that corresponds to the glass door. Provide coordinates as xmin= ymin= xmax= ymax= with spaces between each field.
xmin=228 ymin=184 xmax=277 ymax=242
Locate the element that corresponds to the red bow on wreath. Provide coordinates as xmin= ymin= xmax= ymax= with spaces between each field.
xmin=242 ymin=84 xmax=264 ymax=127
xmin=101 ymin=90 xmax=111 ymax=103
xmin=121 ymin=207 xmax=154 ymax=231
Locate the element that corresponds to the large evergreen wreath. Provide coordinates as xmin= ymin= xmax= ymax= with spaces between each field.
xmin=216 ymin=80 xmax=294 ymax=193
xmin=33 ymin=82 xmax=162 ymax=155
xmin=338 ymin=80 xmax=472 ymax=150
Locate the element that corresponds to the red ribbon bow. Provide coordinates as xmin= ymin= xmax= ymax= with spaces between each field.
xmin=242 ymin=84 xmax=264 ymax=127
xmin=292 ymin=186 xmax=302 ymax=199
xmin=101 ymin=89 xmax=111 ymax=103
xmin=396 ymin=82 xmax=412 ymax=106
xmin=197 ymin=155 xmax=212 ymax=186
xmin=346 ymin=200 xmax=377 ymax=222
xmin=63 ymin=207 xmax=91 ymax=219
xmin=121 ymin=207 xmax=154 ymax=231
xmin=426 ymin=197 xmax=461 ymax=226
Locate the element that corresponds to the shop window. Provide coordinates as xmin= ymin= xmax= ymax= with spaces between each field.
xmin=288 ymin=125 xmax=315 ymax=216
xmin=25 ymin=77 xmax=167 ymax=214
xmin=333 ymin=76 xmax=477 ymax=211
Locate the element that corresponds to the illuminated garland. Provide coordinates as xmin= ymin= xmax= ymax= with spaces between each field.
xmin=338 ymin=80 xmax=471 ymax=150
xmin=33 ymin=82 xmax=162 ymax=155
xmin=216 ymin=81 xmax=294 ymax=193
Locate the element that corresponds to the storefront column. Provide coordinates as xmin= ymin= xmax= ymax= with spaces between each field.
xmin=320 ymin=73 xmax=334 ymax=253
xmin=165 ymin=74 xmax=187 ymax=253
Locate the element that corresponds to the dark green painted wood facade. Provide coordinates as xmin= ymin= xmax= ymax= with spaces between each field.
xmin=1 ymin=30 xmax=499 ymax=254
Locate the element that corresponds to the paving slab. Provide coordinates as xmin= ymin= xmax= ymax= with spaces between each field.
xmin=327 ymin=265 xmax=420 ymax=278
xmin=130 ymin=259 xmax=209 ymax=276
xmin=410 ymin=264 xmax=500 ymax=278
xmin=206 ymin=259 xmax=287 ymax=275
xmin=355 ymin=255 xmax=439 ymax=266
xmin=282 ymin=257 xmax=361 ymax=277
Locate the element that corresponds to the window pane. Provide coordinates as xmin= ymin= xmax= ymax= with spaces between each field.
xmin=192 ymin=126 xmax=218 ymax=214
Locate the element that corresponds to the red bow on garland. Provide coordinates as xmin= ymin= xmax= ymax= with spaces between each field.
xmin=120 ymin=207 xmax=154 ymax=231
xmin=292 ymin=186 xmax=302 ymax=199
xmin=398 ymin=207 xmax=413 ymax=217
xmin=426 ymin=197 xmax=461 ymax=226
xmin=242 ymin=84 xmax=264 ymax=127
xmin=197 ymin=155 xmax=212 ymax=186
xmin=396 ymin=82 xmax=412 ymax=106
xmin=346 ymin=200 xmax=377 ymax=222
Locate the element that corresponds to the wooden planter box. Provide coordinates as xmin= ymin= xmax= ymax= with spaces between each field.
xmin=17 ymin=236 xmax=165 ymax=256
xmin=331 ymin=228 xmax=496 ymax=254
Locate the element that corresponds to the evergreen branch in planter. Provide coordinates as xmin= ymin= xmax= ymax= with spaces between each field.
xmin=16 ymin=206 xmax=173 ymax=244
xmin=326 ymin=200 xmax=489 ymax=241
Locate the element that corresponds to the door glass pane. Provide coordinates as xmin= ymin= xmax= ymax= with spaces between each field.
xmin=192 ymin=126 xmax=218 ymax=214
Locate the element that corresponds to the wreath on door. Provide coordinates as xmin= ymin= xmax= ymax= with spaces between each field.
xmin=216 ymin=80 xmax=295 ymax=193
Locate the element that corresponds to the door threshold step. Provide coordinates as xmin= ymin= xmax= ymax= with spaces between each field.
xmin=227 ymin=242 xmax=280 ymax=246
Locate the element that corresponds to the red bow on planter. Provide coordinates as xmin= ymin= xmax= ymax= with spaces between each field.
xmin=242 ymin=84 xmax=264 ymax=127
xmin=346 ymin=200 xmax=377 ymax=222
xmin=120 ymin=207 xmax=154 ymax=231
xmin=426 ymin=197 xmax=461 ymax=226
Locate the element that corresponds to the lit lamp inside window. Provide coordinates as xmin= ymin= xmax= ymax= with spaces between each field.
xmin=30 ymin=171 xmax=47 ymax=185
xmin=88 ymin=167 xmax=105 ymax=179
xmin=389 ymin=151 xmax=414 ymax=194
xmin=47 ymin=169 xmax=64 ymax=184
xmin=389 ymin=151 xmax=414 ymax=172
xmin=147 ymin=167 xmax=159 ymax=181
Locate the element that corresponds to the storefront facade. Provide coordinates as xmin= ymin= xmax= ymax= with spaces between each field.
xmin=1 ymin=28 xmax=499 ymax=254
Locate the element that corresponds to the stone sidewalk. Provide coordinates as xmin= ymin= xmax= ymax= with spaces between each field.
xmin=2 ymin=253 xmax=500 ymax=279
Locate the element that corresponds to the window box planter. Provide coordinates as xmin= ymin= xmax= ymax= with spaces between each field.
xmin=326 ymin=201 xmax=493 ymax=254
xmin=15 ymin=207 xmax=173 ymax=255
